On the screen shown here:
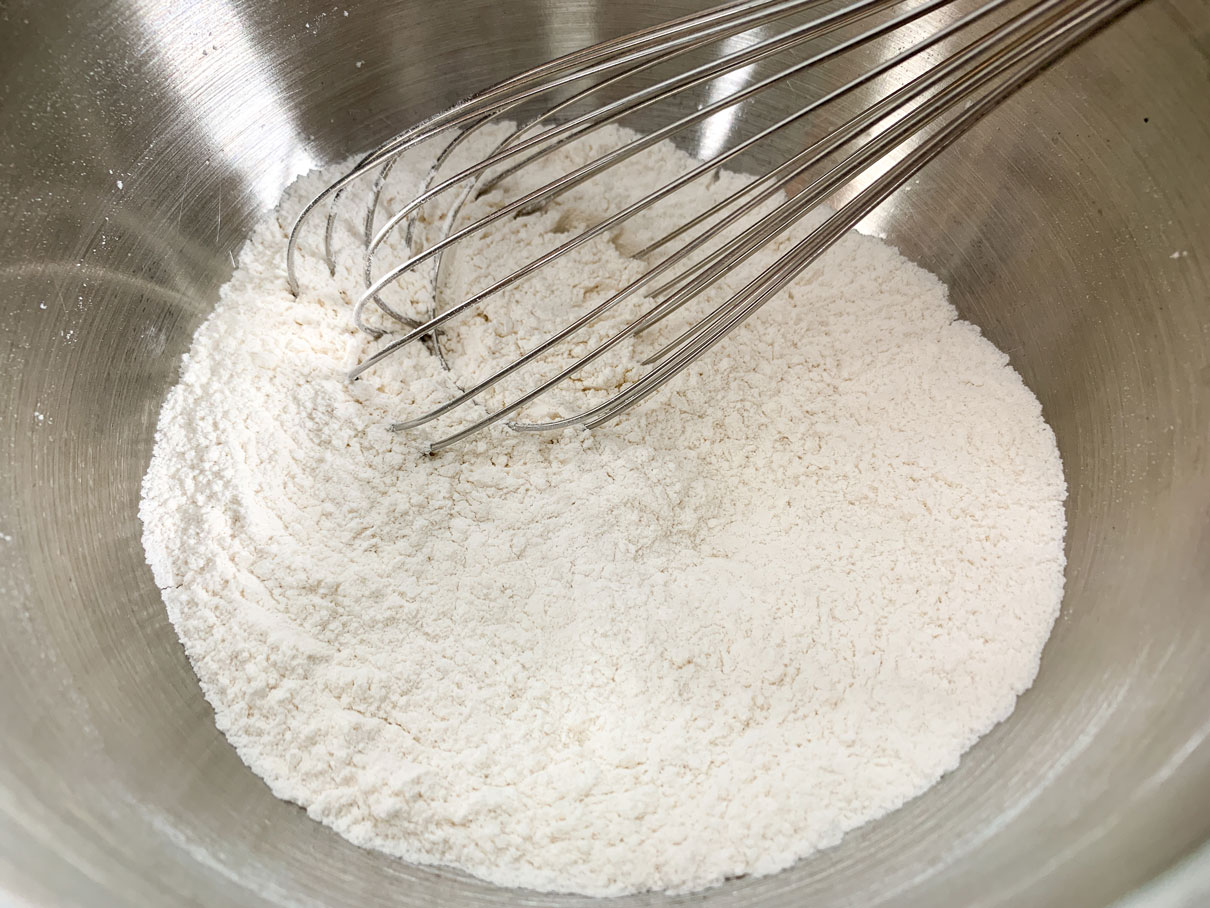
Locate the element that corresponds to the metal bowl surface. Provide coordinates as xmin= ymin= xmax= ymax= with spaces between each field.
xmin=1 ymin=1 xmax=1208 ymax=905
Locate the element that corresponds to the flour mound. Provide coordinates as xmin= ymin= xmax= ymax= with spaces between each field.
xmin=140 ymin=125 xmax=1066 ymax=896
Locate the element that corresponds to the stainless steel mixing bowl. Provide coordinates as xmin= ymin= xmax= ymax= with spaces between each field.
xmin=1 ymin=0 xmax=1208 ymax=905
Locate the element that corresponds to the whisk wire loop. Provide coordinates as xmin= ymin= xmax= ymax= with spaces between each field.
xmin=286 ymin=0 xmax=1142 ymax=450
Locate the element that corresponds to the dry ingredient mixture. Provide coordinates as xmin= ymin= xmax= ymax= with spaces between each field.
xmin=140 ymin=125 xmax=1067 ymax=896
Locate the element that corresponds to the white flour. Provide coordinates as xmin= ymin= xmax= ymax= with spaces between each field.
xmin=140 ymin=125 xmax=1067 ymax=896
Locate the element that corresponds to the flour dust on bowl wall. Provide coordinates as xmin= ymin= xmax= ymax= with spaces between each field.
xmin=140 ymin=123 xmax=1066 ymax=896
xmin=3 ymin=0 xmax=1210 ymax=906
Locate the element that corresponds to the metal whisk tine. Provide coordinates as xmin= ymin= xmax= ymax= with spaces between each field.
xmin=287 ymin=0 xmax=1141 ymax=451
xmin=353 ymin=0 xmax=1011 ymax=377
xmin=287 ymin=0 xmax=823 ymax=292
xmin=631 ymin=0 xmax=1071 ymax=339
xmin=357 ymin=52 xmax=688 ymax=336
xmin=514 ymin=0 xmax=1135 ymax=437
xmin=331 ymin=0 xmax=851 ymax=291
xmin=358 ymin=0 xmax=911 ymax=285
xmin=349 ymin=0 xmax=976 ymax=372
xmin=393 ymin=2 xmax=823 ymax=274
xmin=350 ymin=2 xmax=790 ymax=337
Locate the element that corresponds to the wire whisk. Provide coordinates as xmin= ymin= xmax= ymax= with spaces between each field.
xmin=287 ymin=0 xmax=1140 ymax=452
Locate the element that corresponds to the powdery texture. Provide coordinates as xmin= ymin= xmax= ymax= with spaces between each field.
xmin=140 ymin=126 xmax=1067 ymax=896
